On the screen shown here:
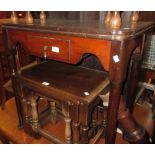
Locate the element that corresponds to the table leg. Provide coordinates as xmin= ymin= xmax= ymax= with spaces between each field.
xmin=69 ymin=103 xmax=80 ymax=144
xmin=106 ymin=40 xmax=140 ymax=143
xmin=62 ymin=104 xmax=72 ymax=143
xmin=11 ymin=76 xmax=23 ymax=129
xmin=105 ymin=83 xmax=122 ymax=143
xmin=79 ymin=96 xmax=103 ymax=143
xmin=8 ymin=46 xmax=23 ymax=128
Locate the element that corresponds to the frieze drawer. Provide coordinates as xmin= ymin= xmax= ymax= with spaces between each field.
xmin=27 ymin=35 xmax=70 ymax=62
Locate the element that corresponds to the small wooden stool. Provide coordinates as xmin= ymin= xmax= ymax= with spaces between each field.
xmin=14 ymin=60 xmax=109 ymax=143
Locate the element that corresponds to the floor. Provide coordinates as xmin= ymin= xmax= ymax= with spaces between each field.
xmin=0 ymin=97 xmax=153 ymax=144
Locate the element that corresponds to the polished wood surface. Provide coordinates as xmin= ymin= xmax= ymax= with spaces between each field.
xmin=2 ymin=19 xmax=154 ymax=40
xmin=18 ymin=61 xmax=108 ymax=102
xmin=2 ymin=19 xmax=154 ymax=143
xmin=6 ymin=29 xmax=111 ymax=70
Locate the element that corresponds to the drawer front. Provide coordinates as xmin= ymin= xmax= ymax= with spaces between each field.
xmin=27 ymin=35 xmax=70 ymax=62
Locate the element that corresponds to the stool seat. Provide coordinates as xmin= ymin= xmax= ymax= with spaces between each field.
xmin=16 ymin=60 xmax=109 ymax=104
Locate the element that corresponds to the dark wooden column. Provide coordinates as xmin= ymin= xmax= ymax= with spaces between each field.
xmin=106 ymin=40 xmax=133 ymax=143
xmin=8 ymin=43 xmax=23 ymax=128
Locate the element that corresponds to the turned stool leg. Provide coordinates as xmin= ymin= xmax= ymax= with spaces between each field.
xmin=50 ymin=101 xmax=57 ymax=124
xmin=100 ymin=93 xmax=109 ymax=128
xmin=21 ymin=97 xmax=30 ymax=133
xmin=62 ymin=104 xmax=72 ymax=144
xmin=88 ymin=107 xmax=98 ymax=139
xmin=64 ymin=116 xmax=72 ymax=144
xmin=102 ymin=106 xmax=108 ymax=128
xmin=92 ymin=107 xmax=98 ymax=134
xmin=22 ymin=96 xmax=38 ymax=137
xmin=72 ymin=121 xmax=80 ymax=144
xmin=81 ymin=125 xmax=89 ymax=143
xmin=27 ymin=100 xmax=33 ymax=129
xmin=100 ymin=106 xmax=108 ymax=139
xmin=30 ymin=94 xmax=40 ymax=133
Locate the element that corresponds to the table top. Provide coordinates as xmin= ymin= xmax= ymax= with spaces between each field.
xmin=2 ymin=19 xmax=154 ymax=41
